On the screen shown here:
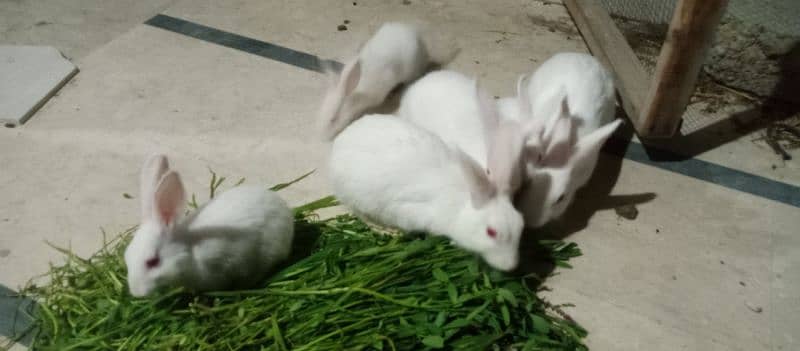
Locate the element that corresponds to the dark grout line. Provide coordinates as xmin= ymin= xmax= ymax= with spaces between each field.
xmin=143 ymin=14 xmax=800 ymax=208
xmin=603 ymin=139 xmax=800 ymax=207
xmin=145 ymin=14 xmax=342 ymax=73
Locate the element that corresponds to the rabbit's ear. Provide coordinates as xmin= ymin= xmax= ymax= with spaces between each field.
xmin=341 ymin=59 xmax=362 ymax=96
xmin=570 ymin=119 xmax=622 ymax=185
xmin=486 ymin=120 xmax=526 ymax=194
xmin=517 ymin=74 xmax=547 ymax=145
xmin=455 ymin=148 xmax=496 ymax=208
xmin=520 ymin=117 xmax=546 ymax=167
xmin=317 ymin=59 xmax=362 ymax=141
xmin=540 ymin=96 xmax=575 ymax=167
xmin=516 ymin=74 xmax=532 ymax=119
xmin=153 ymin=171 xmax=186 ymax=228
xmin=140 ymin=154 xmax=169 ymax=220
xmin=540 ymin=89 xmax=569 ymax=142
xmin=474 ymin=79 xmax=499 ymax=150
xmin=319 ymin=59 xmax=341 ymax=86
xmin=480 ymin=79 xmax=525 ymax=193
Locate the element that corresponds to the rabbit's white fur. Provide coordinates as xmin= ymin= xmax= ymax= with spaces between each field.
xmin=505 ymin=53 xmax=616 ymax=137
xmin=515 ymin=118 xmax=621 ymax=227
xmin=329 ymin=115 xmax=524 ymax=271
xmin=504 ymin=53 xmax=621 ymax=227
xmin=398 ymin=70 xmax=527 ymax=195
xmin=496 ymin=97 xmax=520 ymax=122
xmin=318 ymin=22 xmax=432 ymax=140
xmin=398 ymin=71 xmax=489 ymax=167
xmin=124 ymin=155 xmax=294 ymax=297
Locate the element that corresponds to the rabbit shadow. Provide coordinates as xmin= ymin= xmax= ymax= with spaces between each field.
xmin=547 ymin=124 xmax=657 ymax=240
xmin=514 ymin=121 xmax=657 ymax=286
xmin=271 ymin=217 xmax=325 ymax=273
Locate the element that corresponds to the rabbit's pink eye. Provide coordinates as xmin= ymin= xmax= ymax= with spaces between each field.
xmin=146 ymin=256 xmax=160 ymax=269
xmin=486 ymin=228 xmax=497 ymax=238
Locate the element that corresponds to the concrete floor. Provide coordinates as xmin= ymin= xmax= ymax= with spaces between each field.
xmin=0 ymin=0 xmax=176 ymax=61
xmin=1 ymin=0 xmax=798 ymax=350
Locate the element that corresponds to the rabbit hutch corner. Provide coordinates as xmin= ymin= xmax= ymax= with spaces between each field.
xmin=564 ymin=0 xmax=799 ymax=141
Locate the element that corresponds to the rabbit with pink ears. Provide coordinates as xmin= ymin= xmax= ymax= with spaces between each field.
xmin=124 ymin=154 xmax=294 ymax=297
xmin=317 ymin=22 xmax=433 ymax=141
xmin=401 ymin=53 xmax=622 ymax=228
xmin=504 ymin=53 xmax=622 ymax=228
xmin=329 ymin=87 xmax=525 ymax=271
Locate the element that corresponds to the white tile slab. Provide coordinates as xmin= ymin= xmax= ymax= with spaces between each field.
xmin=0 ymin=46 xmax=77 ymax=127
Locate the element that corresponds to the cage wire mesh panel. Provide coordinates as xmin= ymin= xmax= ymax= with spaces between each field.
xmin=597 ymin=0 xmax=800 ymax=134
xmin=599 ymin=0 xmax=799 ymax=33
xmin=727 ymin=0 xmax=800 ymax=36
xmin=598 ymin=0 xmax=674 ymax=24
xmin=596 ymin=0 xmax=712 ymax=134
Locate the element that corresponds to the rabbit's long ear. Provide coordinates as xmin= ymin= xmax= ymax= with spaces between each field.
xmin=474 ymin=79 xmax=499 ymax=151
xmin=455 ymin=148 xmax=496 ymax=208
xmin=340 ymin=58 xmax=362 ymax=96
xmin=540 ymin=96 xmax=575 ymax=167
xmin=487 ymin=120 xmax=527 ymax=195
xmin=140 ymin=154 xmax=169 ymax=220
xmin=319 ymin=59 xmax=341 ymax=86
xmin=516 ymin=74 xmax=532 ymax=120
xmin=153 ymin=171 xmax=186 ymax=228
xmin=321 ymin=57 xmax=361 ymax=97
xmin=520 ymin=118 xmax=546 ymax=168
xmin=318 ymin=58 xmax=362 ymax=141
xmin=517 ymin=73 xmax=546 ymax=159
xmin=569 ymin=119 xmax=622 ymax=186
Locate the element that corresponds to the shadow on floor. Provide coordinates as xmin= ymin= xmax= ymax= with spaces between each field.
xmin=515 ymin=124 xmax=657 ymax=286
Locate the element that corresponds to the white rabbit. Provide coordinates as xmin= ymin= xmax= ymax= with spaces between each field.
xmin=508 ymin=52 xmax=622 ymax=227
xmin=329 ymin=114 xmax=524 ymax=271
xmin=398 ymin=71 xmax=530 ymax=195
xmin=124 ymin=154 xmax=294 ymax=297
xmin=506 ymin=52 xmax=616 ymax=138
xmin=318 ymin=22 xmax=435 ymax=141
xmin=398 ymin=71 xmax=489 ymax=168
xmin=496 ymin=96 xmax=521 ymax=122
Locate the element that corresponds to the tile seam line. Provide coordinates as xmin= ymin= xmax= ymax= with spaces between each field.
xmin=142 ymin=14 xmax=800 ymax=208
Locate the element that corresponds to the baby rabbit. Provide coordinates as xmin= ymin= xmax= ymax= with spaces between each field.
xmin=318 ymin=22 xmax=434 ymax=141
xmin=124 ymin=154 xmax=294 ymax=297
xmin=507 ymin=53 xmax=622 ymax=227
xmin=329 ymin=114 xmax=524 ymax=271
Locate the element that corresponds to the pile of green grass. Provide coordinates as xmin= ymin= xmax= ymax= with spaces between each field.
xmin=12 ymin=175 xmax=587 ymax=350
